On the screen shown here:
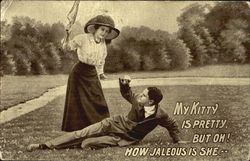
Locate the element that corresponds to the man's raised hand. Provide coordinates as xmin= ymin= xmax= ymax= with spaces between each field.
xmin=119 ymin=75 xmax=131 ymax=85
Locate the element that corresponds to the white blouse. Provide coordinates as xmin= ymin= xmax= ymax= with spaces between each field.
xmin=69 ymin=33 xmax=107 ymax=74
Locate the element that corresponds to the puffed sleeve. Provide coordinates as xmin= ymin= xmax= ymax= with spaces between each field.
xmin=96 ymin=46 xmax=107 ymax=75
xmin=69 ymin=34 xmax=86 ymax=50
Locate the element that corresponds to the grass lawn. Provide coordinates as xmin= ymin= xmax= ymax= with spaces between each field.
xmin=0 ymin=75 xmax=68 ymax=111
xmin=1 ymin=64 xmax=249 ymax=111
xmin=0 ymin=85 xmax=249 ymax=161
xmin=107 ymin=64 xmax=250 ymax=79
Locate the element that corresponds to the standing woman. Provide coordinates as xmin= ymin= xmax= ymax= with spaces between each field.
xmin=62 ymin=15 xmax=120 ymax=132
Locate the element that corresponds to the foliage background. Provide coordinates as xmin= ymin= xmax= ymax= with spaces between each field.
xmin=1 ymin=2 xmax=250 ymax=75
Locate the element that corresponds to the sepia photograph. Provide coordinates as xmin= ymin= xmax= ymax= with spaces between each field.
xmin=0 ymin=0 xmax=249 ymax=160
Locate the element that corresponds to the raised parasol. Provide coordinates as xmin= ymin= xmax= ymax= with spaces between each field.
xmin=62 ymin=0 xmax=80 ymax=46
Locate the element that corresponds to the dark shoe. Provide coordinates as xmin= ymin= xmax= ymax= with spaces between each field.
xmin=27 ymin=144 xmax=40 ymax=152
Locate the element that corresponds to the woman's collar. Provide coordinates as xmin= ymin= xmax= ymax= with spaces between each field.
xmin=89 ymin=33 xmax=104 ymax=44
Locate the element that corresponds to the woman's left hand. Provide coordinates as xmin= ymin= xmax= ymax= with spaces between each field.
xmin=100 ymin=73 xmax=108 ymax=80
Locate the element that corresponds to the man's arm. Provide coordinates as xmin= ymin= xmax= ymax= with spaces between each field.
xmin=158 ymin=114 xmax=181 ymax=143
xmin=96 ymin=50 xmax=108 ymax=80
xmin=119 ymin=78 xmax=135 ymax=104
xmin=63 ymin=34 xmax=85 ymax=52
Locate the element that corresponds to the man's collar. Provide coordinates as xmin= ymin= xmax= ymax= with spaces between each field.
xmin=144 ymin=105 xmax=156 ymax=118
xmin=144 ymin=105 xmax=155 ymax=109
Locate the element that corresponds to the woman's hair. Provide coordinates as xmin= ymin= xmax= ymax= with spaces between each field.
xmin=94 ymin=24 xmax=112 ymax=44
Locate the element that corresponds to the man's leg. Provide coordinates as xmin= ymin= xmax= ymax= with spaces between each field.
xmin=27 ymin=118 xmax=112 ymax=151
xmin=81 ymin=135 xmax=120 ymax=149
xmin=45 ymin=119 xmax=110 ymax=148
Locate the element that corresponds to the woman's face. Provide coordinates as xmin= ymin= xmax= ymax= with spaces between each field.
xmin=94 ymin=26 xmax=110 ymax=40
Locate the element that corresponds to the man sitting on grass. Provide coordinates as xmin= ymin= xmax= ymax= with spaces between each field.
xmin=27 ymin=76 xmax=186 ymax=151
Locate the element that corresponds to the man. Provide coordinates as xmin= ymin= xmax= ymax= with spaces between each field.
xmin=27 ymin=76 xmax=186 ymax=151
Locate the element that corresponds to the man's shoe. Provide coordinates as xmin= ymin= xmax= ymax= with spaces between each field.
xmin=27 ymin=144 xmax=40 ymax=152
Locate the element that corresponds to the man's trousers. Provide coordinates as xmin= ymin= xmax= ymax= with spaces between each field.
xmin=45 ymin=116 xmax=138 ymax=149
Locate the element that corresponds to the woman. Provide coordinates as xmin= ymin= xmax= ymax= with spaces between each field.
xmin=62 ymin=15 xmax=120 ymax=132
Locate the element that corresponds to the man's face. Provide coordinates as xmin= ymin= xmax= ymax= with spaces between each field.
xmin=94 ymin=26 xmax=110 ymax=40
xmin=136 ymin=88 xmax=153 ymax=106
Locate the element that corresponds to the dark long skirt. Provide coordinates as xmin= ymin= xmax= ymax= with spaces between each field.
xmin=62 ymin=61 xmax=110 ymax=132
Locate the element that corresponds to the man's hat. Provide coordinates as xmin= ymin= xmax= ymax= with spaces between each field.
xmin=84 ymin=15 xmax=120 ymax=40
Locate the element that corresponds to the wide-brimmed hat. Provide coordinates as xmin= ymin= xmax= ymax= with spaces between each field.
xmin=84 ymin=15 xmax=120 ymax=40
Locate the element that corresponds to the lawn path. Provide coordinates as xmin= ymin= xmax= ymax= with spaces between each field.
xmin=0 ymin=77 xmax=249 ymax=124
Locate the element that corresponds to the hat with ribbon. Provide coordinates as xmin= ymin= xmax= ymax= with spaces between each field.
xmin=84 ymin=15 xmax=120 ymax=40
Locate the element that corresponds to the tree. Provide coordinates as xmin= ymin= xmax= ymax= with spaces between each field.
xmin=194 ymin=23 xmax=219 ymax=64
xmin=205 ymin=2 xmax=250 ymax=63
xmin=105 ymin=45 xmax=124 ymax=72
xmin=115 ymin=26 xmax=171 ymax=44
xmin=177 ymin=3 xmax=210 ymax=66
xmin=141 ymin=55 xmax=155 ymax=71
xmin=165 ymin=37 xmax=192 ymax=70
xmin=205 ymin=2 xmax=250 ymax=38
xmin=219 ymin=19 xmax=249 ymax=63
xmin=11 ymin=49 xmax=31 ymax=75
xmin=150 ymin=47 xmax=171 ymax=70
xmin=0 ymin=47 xmax=16 ymax=75
xmin=122 ymin=48 xmax=141 ymax=71
xmin=178 ymin=25 xmax=207 ymax=66
xmin=113 ymin=37 xmax=141 ymax=71
xmin=0 ymin=21 xmax=16 ymax=75
xmin=1 ymin=21 xmax=11 ymax=42
xmin=42 ymin=43 xmax=61 ymax=74
xmin=2 ymin=16 xmax=69 ymax=75
xmin=50 ymin=22 xmax=65 ymax=44
xmin=177 ymin=3 xmax=208 ymax=27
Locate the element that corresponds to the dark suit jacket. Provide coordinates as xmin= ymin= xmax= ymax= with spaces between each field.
xmin=117 ymin=80 xmax=180 ymax=145
xmin=54 ymin=80 xmax=181 ymax=148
